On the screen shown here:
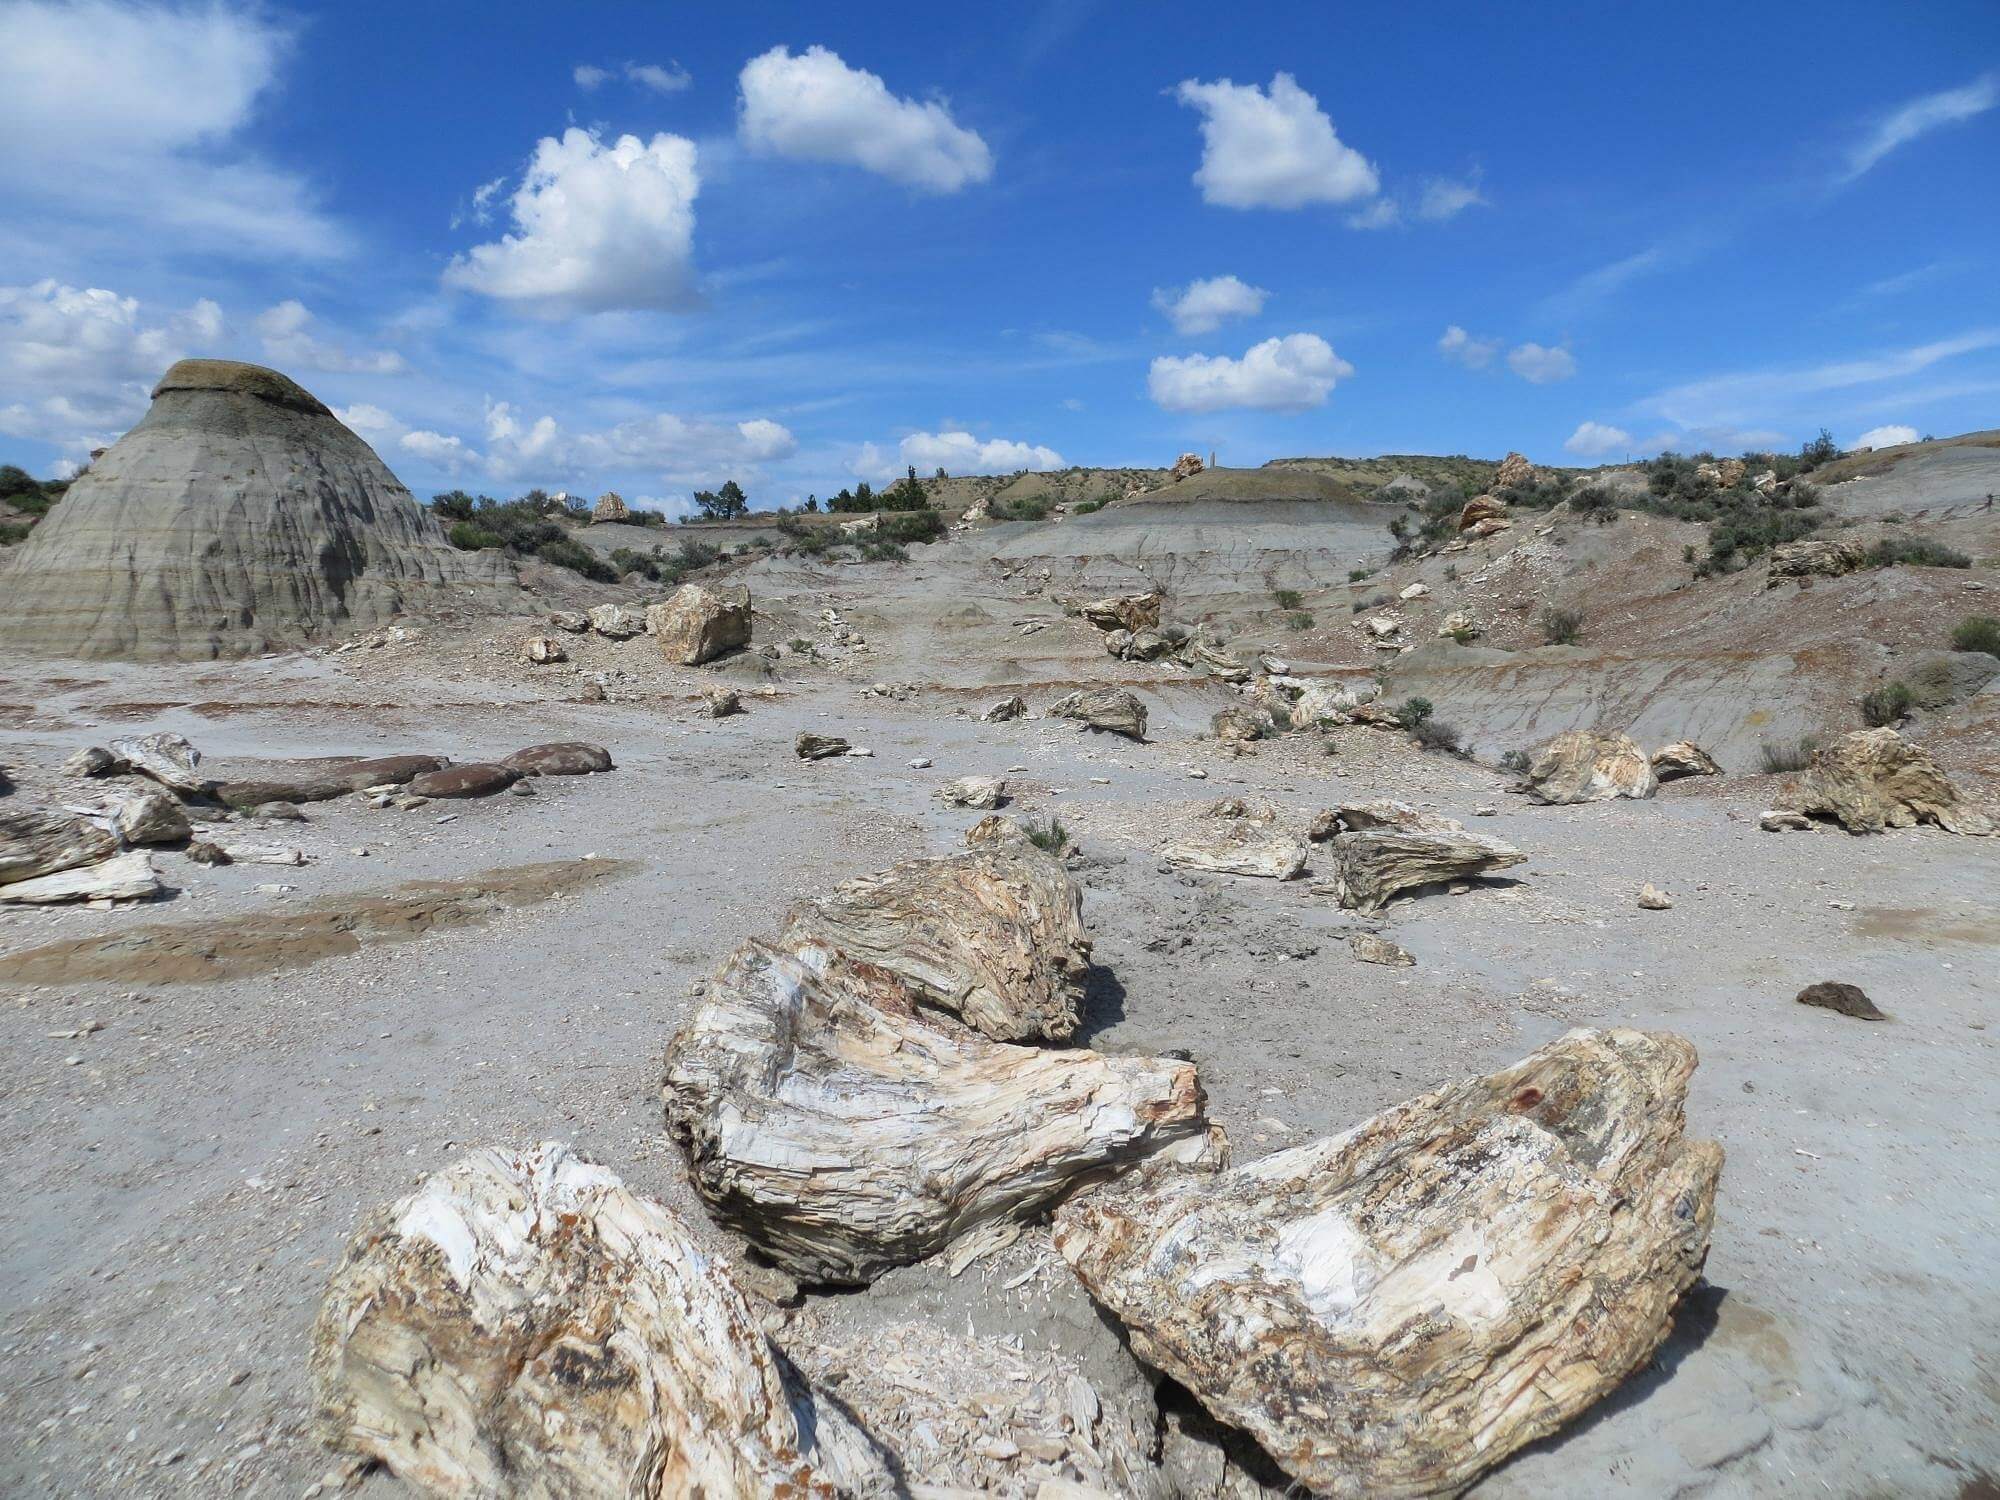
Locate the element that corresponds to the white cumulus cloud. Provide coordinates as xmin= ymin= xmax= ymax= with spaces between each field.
xmin=1564 ymin=421 xmax=1633 ymax=458
xmin=1438 ymin=325 xmax=1499 ymax=370
xmin=1851 ymin=423 xmax=1919 ymax=450
xmin=1173 ymin=73 xmax=1378 ymax=210
xmin=575 ymin=60 xmax=691 ymax=94
xmin=0 ymin=279 xmax=225 ymax=453
xmin=0 ymin=0 xmax=344 ymax=258
xmin=898 ymin=430 xmax=1063 ymax=475
xmin=399 ymin=429 xmax=475 ymax=471
xmin=1507 ymin=341 xmax=1576 ymax=384
xmin=1148 ymin=333 xmax=1352 ymax=414
xmin=738 ymin=45 xmax=992 ymax=193
xmin=1418 ymin=174 xmax=1487 ymax=220
xmin=1151 ymin=275 xmax=1268 ymax=336
xmin=445 ymin=128 xmax=700 ymax=314
xmin=254 ymin=300 xmax=404 ymax=375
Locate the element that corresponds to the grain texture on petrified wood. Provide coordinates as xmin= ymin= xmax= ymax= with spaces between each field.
xmin=663 ymin=940 xmax=1224 ymax=1285
xmin=1054 ymin=1027 xmax=1722 ymax=1500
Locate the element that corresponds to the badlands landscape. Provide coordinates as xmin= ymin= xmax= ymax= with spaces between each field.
xmin=0 ymin=359 xmax=1996 ymax=1497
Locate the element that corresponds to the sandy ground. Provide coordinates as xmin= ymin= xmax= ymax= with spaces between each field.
xmin=3 ymin=479 xmax=1999 ymax=1496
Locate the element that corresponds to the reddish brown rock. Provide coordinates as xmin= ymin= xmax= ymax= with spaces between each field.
xmin=408 ymin=763 xmax=520 ymax=798
xmin=502 ymin=742 xmax=614 ymax=777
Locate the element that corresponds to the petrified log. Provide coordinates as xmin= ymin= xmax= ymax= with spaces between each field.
xmin=1159 ymin=798 xmax=1306 ymax=880
xmin=1651 ymin=739 xmax=1722 ymax=781
xmin=663 ymin=940 xmax=1224 ymax=1285
xmin=1210 ymin=706 xmax=1269 ymax=744
xmin=1788 ymin=727 xmax=1993 ymax=835
xmin=586 ymin=602 xmax=647 ymax=639
xmin=1323 ymin=802 xmax=1522 ymax=913
xmin=503 ymin=742 xmax=614 ymax=776
xmin=62 ymin=746 xmax=125 ymax=778
xmin=700 ymin=684 xmax=742 ymax=717
xmin=796 ymin=732 xmax=852 ymax=760
xmin=0 ymin=848 xmax=160 ymax=904
xmin=1523 ymin=730 xmax=1658 ymax=805
xmin=519 ymin=634 xmax=567 ymax=664
xmin=329 ymin=754 xmax=447 ymax=790
xmin=980 ymin=694 xmax=1028 ymax=722
xmin=1074 ymin=592 xmax=1161 ymax=633
xmin=409 ymin=763 xmax=519 ymax=798
xmin=1049 ymin=688 xmax=1147 ymax=740
xmin=1054 ymin=1027 xmax=1723 ymax=1500
xmin=108 ymin=732 xmax=212 ymax=796
xmin=651 ymin=583 xmax=752 ymax=665
xmin=310 ymin=1142 xmax=894 ymax=1498
xmin=937 ymin=774 xmax=1007 ymax=810
xmin=1 ymin=806 xmax=119 ymax=885
xmin=114 ymin=789 xmax=192 ymax=845
xmin=779 ymin=847 xmax=1089 ymax=1041
xmin=214 ymin=778 xmax=346 ymax=810
xmin=1350 ymin=933 xmax=1414 ymax=966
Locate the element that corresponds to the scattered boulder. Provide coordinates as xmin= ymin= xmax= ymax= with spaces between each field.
xmin=1524 ymin=730 xmax=1659 ymax=805
xmin=1766 ymin=537 xmax=1867 ymax=585
xmin=1211 ymin=705 xmax=1270 ymax=744
xmin=1694 ymin=460 xmax=1724 ymax=488
xmin=795 ymin=732 xmax=851 ymax=760
xmin=700 ymin=684 xmax=742 ymax=717
xmin=651 ymin=583 xmax=753 ymax=665
xmin=1159 ymin=798 xmax=1307 ymax=880
xmin=62 ymin=746 xmax=124 ymax=778
xmin=1053 ymin=1027 xmax=1721 ymax=1499
xmin=0 ymin=807 xmax=119 ymax=886
xmin=1652 ymin=740 xmax=1723 ymax=781
xmin=937 ymin=775 xmax=1007 ymax=810
xmin=1321 ymin=801 xmax=1523 ymax=913
xmin=547 ymin=610 xmax=589 ymax=634
xmin=1106 ymin=627 xmax=1172 ymax=662
xmin=0 ymin=848 xmax=160 ymax=905
xmin=1495 ymin=451 xmax=1536 ymax=490
xmin=587 ymin=602 xmax=646 ymax=639
xmin=1170 ymin=452 xmax=1204 ymax=481
xmin=1637 ymin=883 xmax=1675 ymax=910
xmin=310 ymin=1143 xmax=893 ymax=1497
xmin=519 ymin=635 xmax=567 ymax=664
xmin=980 ymin=694 xmax=1028 ymax=723
xmin=503 ymin=742 xmax=614 ymax=777
xmin=214 ymin=777 xmax=345 ymax=810
xmin=1796 ymin=981 xmax=1886 ymax=1021
xmin=1759 ymin=809 xmax=1815 ymax=832
xmin=1717 ymin=457 xmax=1747 ymax=487
xmin=779 ymin=846 xmax=1090 ymax=1042
xmin=185 ymin=840 xmax=231 ymax=866
xmin=252 ymin=801 xmax=307 ymax=822
xmin=1050 ymin=688 xmax=1147 ymax=740
xmin=1074 ymin=592 xmax=1162 ymax=634
xmin=1350 ymin=933 xmax=1415 ymax=966
xmin=1361 ymin=612 xmax=1404 ymax=640
xmin=408 ymin=763 xmax=519 ymax=799
xmin=662 ymin=940 xmax=1224 ymax=1285
xmin=1398 ymin=581 xmax=1430 ymax=601
xmin=589 ymin=489 xmax=629 ymax=523
xmin=1752 ymin=468 xmax=1779 ymax=494
xmin=1787 ymin=727 xmax=1993 ymax=835
xmin=109 ymin=732 xmax=211 ymax=796
xmin=115 ymin=790 xmax=192 ymax=846
xmin=1459 ymin=494 xmax=1507 ymax=531
xmin=1436 ymin=610 xmax=1480 ymax=640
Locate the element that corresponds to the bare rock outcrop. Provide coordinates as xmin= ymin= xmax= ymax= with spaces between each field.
xmin=1524 ymin=730 xmax=1658 ymax=805
xmin=1160 ymin=798 xmax=1307 ymax=880
xmin=651 ymin=583 xmax=753 ymax=665
xmin=1320 ymin=800 xmax=1523 ymax=913
xmin=1054 ymin=1027 xmax=1722 ymax=1500
xmin=1652 ymin=739 xmax=1723 ymax=780
xmin=1074 ymin=592 xmax=1162 ymax=634
xmin=1170 ymin=452 xmax=1204 ymax=481
xmin=0 ymin=848 xmax=160 ymax=905
xmin=1766 ymin=536 xmax=1867 ymax=585
xmin=779 ymin=847 xmax=1089 ymax=1042
xmin=0 ymin=359 xmax=515 ymax=660
xmin=589 ymin=490 xmax=629 ymax=523
xmin=310 ymin=1142 xmax=893 ymax=1497
xmin=1050 ymin=688 xmax=1147 ymax=740
xmin=1494 ymin=451 xmax=1536 ymax=489
xmin=662 ymin=940 xmax=1224 ymax=1285
xmin=1787 ymin=727 xmax=1993 ymax=835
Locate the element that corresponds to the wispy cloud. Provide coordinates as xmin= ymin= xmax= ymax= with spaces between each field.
xmin=1539 ymin=235 xmax=1712 ymax=321
xmin=1841 ymin=73 xmax=1997 ymax=182
xmin=1641 ymin=329 xmax=2000 ymax=429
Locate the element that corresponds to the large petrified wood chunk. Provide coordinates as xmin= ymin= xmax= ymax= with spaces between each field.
xmin=1159 ymin=798 xmax=1307 ymax=880
xmin=1787 ymin=726 xmax=1993 ymax=835
xmin=0 ymin=848 xmax=161 ymax=905
xmin=310 ymin=1142 xmax=895 ymax=1498
xmin=1523 ymin=729 xmax=1658 ymax=805
xmin=1049 ymin=688 xmax=1147 ymax=740
xmin=1650 ymin=739 xmax=1722 ymax=781
xmin=1320 ymin=801 xmax=1522 ymax=913
xmin=650 ymin=583 xmax=753 ymax=665
xmin=0 ymin=806 xmax=119 ymax=886
xmin=1054 ymin=1027 xmax=1723 ymax=1500
xmin=779 ymin=847 xmax=1089 ymax=1042
xmin=663 ymin=941 xmax=1224 ymax=1286
xmin=108 ymin=731 xmax=213 ymax=796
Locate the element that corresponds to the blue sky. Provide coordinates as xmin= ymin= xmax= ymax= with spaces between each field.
xmin=2 ymin=0 xmax=1996 ymax=515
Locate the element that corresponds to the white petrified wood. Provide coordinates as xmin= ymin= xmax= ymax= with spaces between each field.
xmin=663 ymin=940 xmax=1225 ymax=1285
xmin=1320 ymin=801 xmax=1522 ymax=913
xmin=1522 ymin=730 xmax=1658 ymax=805
xmin=0 ymin=806 xmax=119 ymax=886
xmin=0 ymin=849 xmax=160 ymax=905
xmin=779 ymin=847 xmax=1090 ymax=1042
xmin=107 ymin=731 xmax=212 ymax=796
xmin=1053 ymin=1027 xmax=1723 ymax=1500
xmin=1159 ymin=798 xmax=1307 ymax=880
xmin=310 ymin=1142 xmax=895 ymax=1498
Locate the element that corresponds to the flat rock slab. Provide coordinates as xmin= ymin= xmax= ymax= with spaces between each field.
xmin=1 ymin=807 xmax=119 ymax=886
xmin=502 ymin=742 xmax=614 ymax=776
xmin=663 ymin=940 xmax=1224 ymax=1285
xmin=1054 ymin=1027 xmax=1722 ymax=1499
xmin=0 ymin=848 xmax=161 ymax=905
xmin=408 ymin=763 xmax=519 ymax=798
xmin=311 ymin=1142 xmax=892 ymax=1496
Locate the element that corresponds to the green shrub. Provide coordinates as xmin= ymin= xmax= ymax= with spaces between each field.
xmin=609 ymin=546 xmax=662 ymax=581
xmin=1799 ymin=428 xmax=1840 ymax=470
xmin=1071 ymin=499 xmax=1104 ymax=515
xmin=1758 ymin=736 xmax=1821 ymax=774
xmin=1500 ymin=749 xmax=1531 ymax=772
xmin=1952 ymin=615 xmax=2000 ymax=658
xmin=1399 ymin=696 xmax=1435 ymax=727
xmin=447 ymin=521 xmax=503 ymax=550
xmin=1025 ymin=816 xmax=1069 ymax=854
xmin=879 ymin=509 xmax=944 ymax=544
xmin=990 ymin=494 xmax=1052 ymax=522
xmin=0 ymin=520 xmax=30 ymax=545
xmin=1412 ymin=717 xmax=1463 ymax=754
xmin=1348 ymin=567 xmax=1374 ymax=582
xmin=1540 ymin=606 xmax=1583 ymax=645
xmin=1273 ymin=587 xmax=1304 ymax=609
xmin=1860 ymin=681 xmax=1913 ymax=726
xmin=535 ymin=538 xmax=619 ymax=583
xmin=1862 ymin=536 xmax=1972 ymax=570
xmin=858 ymin=540 xmax=909 ymax=563
xmin=1286 ymin=611 xmax=1315 ymax=631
